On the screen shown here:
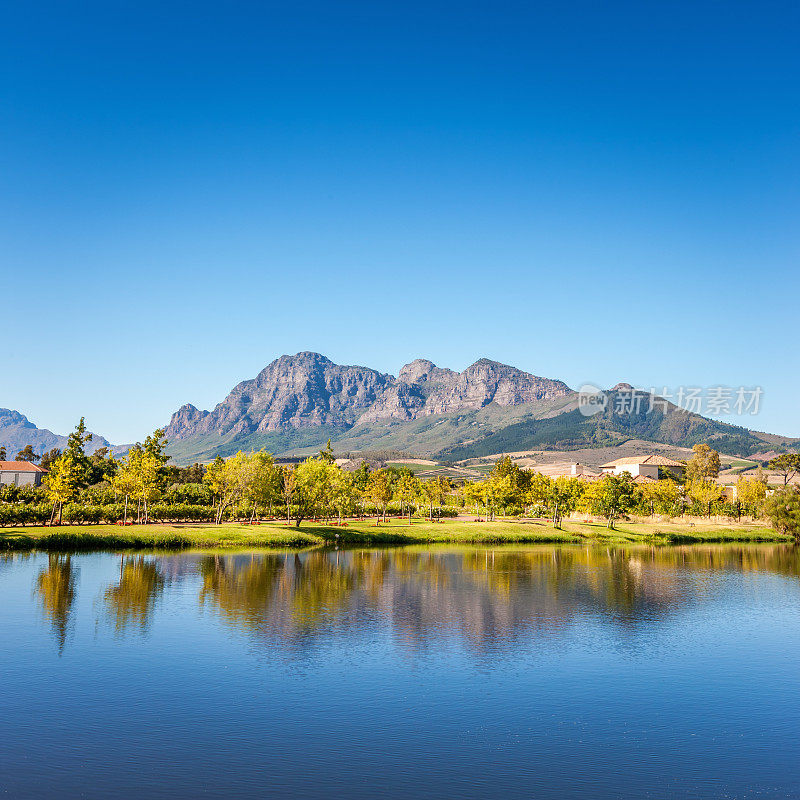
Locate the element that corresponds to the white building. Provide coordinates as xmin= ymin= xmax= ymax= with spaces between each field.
xmin=599 ymin=455 xmax=684 ymax=480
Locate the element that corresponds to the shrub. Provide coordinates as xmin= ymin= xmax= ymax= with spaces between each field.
xmin=766 ymin=486 xmax=800 ymax=541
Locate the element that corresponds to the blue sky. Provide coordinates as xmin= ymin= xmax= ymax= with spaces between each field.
xmin=2 ymin=0 xmax=799 ymax=443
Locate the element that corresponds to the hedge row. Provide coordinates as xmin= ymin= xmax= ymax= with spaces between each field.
xmin=0 ymin=503 xmax=215 ymax=526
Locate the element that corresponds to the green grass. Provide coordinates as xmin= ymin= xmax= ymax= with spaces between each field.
xmin=0 ymin=518 xmax=790 ymax=552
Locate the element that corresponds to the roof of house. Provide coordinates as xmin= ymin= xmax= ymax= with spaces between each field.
xmin=600 ymin=455 xmax=685 ymax=468
xmin=0 ymin=461 xmax=47 ymax=473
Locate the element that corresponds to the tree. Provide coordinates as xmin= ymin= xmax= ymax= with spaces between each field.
xmin=685 ymin=443 xmax=720 ymax=481
xmin=127 ymin=446 xmax=164 ymax=524
xmin=584 ymin=474 xmax=636 ymax=529
xmin=735 ymin=474 xmax=767 ymax=513
xmin=638 ymin=479 xmax=680 ymax=516
xmin=686 ymin=479 xmax=723 ymax=516
xmin=547 ymin=477 xmax=585 ymax=528
xmin=525 ymin=472 xmax=553 ymax=516
xmin=365 ymin=469 xmax=393 ymax=524
xmin=768 ymin=453 xmax=800 ymax=486
xmin=87 ymin=447 xmax=118 ymax=485
xmin=43 ymin=454 xmax=81 ymax=525
xmin=39 ymin=448 xmax=62 ymax=471
xmin=247 ymin=451 xmax=281 ymax=521
xmin=111 ymin=454 xmax=138 ymax=525
xmin=481 ymin=474 xmax=517 ymax=520
xmin=293 ymin=458 xmax=334 ymax=526
xmin=422 ymin=476 xmax=450 ymax=520
xmin=15 ymin=445 xmax=39 ymax=463
xmin=394 ymin=473 xmax=421 ymax=524
xmin=329 ymin=467 xmax=358 ymax=523
xmin=352 ymin=461 xmax=371 ymax=491
xmin=462 ymin=480 xmax=484 ymax=517
xmin=766 ymin=485 xmax=800 ymax=541
xmin=203 ymin=452 xmax=256 ymax=525
xmin=280 ymin=465 xmax=297 ymax=524
xmin=0 ymin=446 xmax=6 ymax=461
xmin=318 ymin=439 xmax=336 ymax=464
xmin=62 ymin=418 xmax=93 ymax=488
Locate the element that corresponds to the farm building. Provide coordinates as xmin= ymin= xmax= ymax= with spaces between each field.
xmin=0 ymin=461 xmax=47 ymax=487
xmin=599 ymin=455 xmax=684 ymax=480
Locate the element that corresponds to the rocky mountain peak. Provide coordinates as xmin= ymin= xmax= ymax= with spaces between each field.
xmin=399 ymin=359 xmax=437 ymax=383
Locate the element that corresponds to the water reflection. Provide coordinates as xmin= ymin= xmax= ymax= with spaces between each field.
xmin=104 ymin=557 xmax=166 ymax=634
xmin=34 ymin=554 xmax=78 ymax=654
xmin=193 ymin=544 xmax=800 ymax=654
xmin=21 ymin=544 xmax=800 ymax=653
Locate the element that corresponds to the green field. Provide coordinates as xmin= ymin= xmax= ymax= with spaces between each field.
xmin=0 ymin=517 xmax=789 ymax=552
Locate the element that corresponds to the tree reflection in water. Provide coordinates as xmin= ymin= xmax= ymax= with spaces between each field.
xmin=104 ymin=556 xmax=166 ymax=634
xmin=34 ymin=554 xmax=78 ymax=655
xmin=29 ymin=544 xmax=800 ymax=652
xmin=192 ymin=544 xmax=800 ymax=655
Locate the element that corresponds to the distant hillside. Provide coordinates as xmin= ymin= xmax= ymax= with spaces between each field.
xmin=0 ymin=409 xmax=112 ymax=458
xmin=437 ymin=387 xmax=795 ymax=461
xmin=160 ymin=353 xmax=799 ymax=464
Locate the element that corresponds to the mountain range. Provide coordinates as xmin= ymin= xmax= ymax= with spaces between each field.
xmin=0 ymin=408 xmax=112 ymax=459
xmin=2 ymin=352 xmax=798 ymax=464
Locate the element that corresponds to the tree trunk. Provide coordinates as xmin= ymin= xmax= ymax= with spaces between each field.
xmin=58 ymin=502 xmax=63 ymax=526
xmin=123 ymin=495 xmax=128 ymax=525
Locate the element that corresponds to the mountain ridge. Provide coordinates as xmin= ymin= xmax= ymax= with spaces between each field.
xmin=3 ymin=353 xmax=798 ymax=465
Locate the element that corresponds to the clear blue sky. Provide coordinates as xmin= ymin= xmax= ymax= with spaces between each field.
xmin=3 ymin=1 xmax=799 ymax=443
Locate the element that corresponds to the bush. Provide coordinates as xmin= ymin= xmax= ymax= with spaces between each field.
xmin=148 ymin=503 xmax=215 ymax=522
xmin=0 ymin=503 xmax=51 ymax=526
xmin=766 ymin=486 xmax=800 ymax=540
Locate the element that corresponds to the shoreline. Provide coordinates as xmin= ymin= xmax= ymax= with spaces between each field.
xmin=0 ymin=519 xmax=791 ymax=552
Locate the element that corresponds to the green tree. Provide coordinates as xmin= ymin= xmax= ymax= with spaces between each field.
xmin=318 ymin=439 xmax=336 ymax=464
xmin=686 ymin=479 xmax=723 ymax=516
xmin=43 ymin=454 xmax=82 ymax=525
xmin=765 ymin=485 xmax=800 ymax=541
xmin=329 ymin=467 xmax=358 ymax=523
xmin=280 ymin=465 xmax=298 ymax=524
xmin=352 ymin=461 xmax=371 ymax=491
xmin=365 ymin=469 xmax=393 ymax=524
xmin=0 ymin=446 xmax=6 ymax=461
xmin=15 ymin=445 xmax=39 ymax=463
xmin=548 ymin=477 xmax=585 ymax=528
xmin=685 ymin=443 xmax=720 ymax=481
xmin=204 ymin=452 xmax=256 ymax=525
xmin=585 ymin=473 xmax=636 ymax=529
xmin=768 ymin=453 xmax=800 ymax=486
xmin=247 ymin=451 xmax=281 ymax=521
xmin=525 ymin=472 xmax=553 ymax=516
xmin=39 ymin=448 xmax=62 ymax=471
xmin=111 ymin=454 xmax=138 ymax=525
xmin=422 ymin=476 xmax=450 ymax=520
xmin=394 ymin=472 xmax=421 ymax=524
xmin=293 ymin=458 xmax=333 ymax=526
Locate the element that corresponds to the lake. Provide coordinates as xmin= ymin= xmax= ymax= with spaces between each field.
xmin=1 ymin=544 xmax=799 ymax=799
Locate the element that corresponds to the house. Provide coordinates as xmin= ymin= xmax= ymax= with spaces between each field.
xmin=530 ymin=462 xmax=601 ymax=479
xmin=599 ymin=455 xmax=685 ymax=480
xmin=0 ymin=461 xmax=47 ymax=487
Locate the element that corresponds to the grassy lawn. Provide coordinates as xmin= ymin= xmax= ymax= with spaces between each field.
xmin=0 ymin=517 xmax=791 ymax=551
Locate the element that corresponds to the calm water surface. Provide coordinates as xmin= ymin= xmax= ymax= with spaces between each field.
xmin=2 ymin=544 xmax=799 ymax=799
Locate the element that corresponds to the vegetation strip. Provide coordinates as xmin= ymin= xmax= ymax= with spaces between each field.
xmin=0 ymin=519 xmax=790 ymax=553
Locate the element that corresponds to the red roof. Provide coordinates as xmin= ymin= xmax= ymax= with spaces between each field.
xmin=0 ymin=461 xmax=47 ymax=472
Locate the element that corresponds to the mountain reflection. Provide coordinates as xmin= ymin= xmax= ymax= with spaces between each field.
xmin=34 ymin=554 xmax=78 ymax=654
